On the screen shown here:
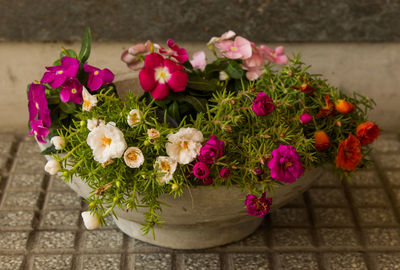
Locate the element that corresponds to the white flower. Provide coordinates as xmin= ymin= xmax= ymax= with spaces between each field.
xmin=124 ymin=147 xmax=144 ymax=168
xmin=127 ymin=109 xmax=142 ymax=127
xmin=87 ymin=122 xmax=127 ymax=163
xmin=44 ymin=159 xmax=61 ymax=175
xmin=166 ymin=127 xmax=203 ymax=164
xmin=147 ymin=128 xmax=160 ymax=140
xmin=82 ymin=87 xmax=97 ymax=111
xmin=219 ymin=71 xmax=229 ymax=81
xmin=50 ymin=136 xmax=66 ymax=150
xmin=81 ymin=211 xmax=100 ymax=230
xmin=87 ymin=118 xmax=106 ymax=131
xmin=154 ymin=156 xmax=177 ymax=184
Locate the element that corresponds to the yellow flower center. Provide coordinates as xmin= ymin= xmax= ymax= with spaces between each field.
xmin=160 ymin=161 xmax=170 ymax=171
xmin=71 ymin=88 xmax=77 ymax=94
xmin=130 ymin=113 xmax=138 ymax=123
xmin=102 ymin=136 xmax=112 ymax=146
xmin=94 ymin=70 xmax=99 ymax=75
xmin=83 ymin=100 xmax=91 ymax=110
xmin=127 ymin=151 xmax=138 ymax=161
xmin=56 ymin=70 xmax=63 ymax=75
xmin=35 ymin=103 xmax=39 ymax=109
xmin=285 ymin=162 xmax=293 ymax=169
xmin=231 ymin=46 xmax=237 ymax=51
xmin=154 ymin=67 xmax=171 ymax=84
xmin=181 ymin=141 xmax=189 ymax=149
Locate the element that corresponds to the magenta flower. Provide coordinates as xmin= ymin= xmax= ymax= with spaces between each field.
xmin=215 ymin=36 xmax=252 ymax=60
xmin=60 ymin=78 xmax=83 ymax=104
xmin=121 ymin=40 xmax=152 ymax=71
xmin=202 ymin=176 xmax=214 ymax=185
xmin=260 ymin=45 xmax=288 ymax=65
xmin=245 ymin=193 xmax=272 ymax=217
xmin=300 ymin=113 xmax=313 ymax=124
xmin=252 ymin=92 xmax=274 ymax=116
xmin=193 ymin=161 xmax=210 ymax=179
xmin=139 ymin=53 xmax=188 ymax=100
xmin=267 ymin=145 xmax=304 ymax=183
xmin=219 ymin=168 xmax=230 ymax=178
xmin=190 ymin=51 xmax=206 ymax=71
xmin=198 ymin=135 xmax=225 ymax=164
xmin=41 ymin=57 xmax=79 ymax=89
xmin=83 ymin=64 xmax=114 ymax=91
xmin=29 ymin=120 xmax=50 ymax=143
xmin=28 ymin=83 xmax=51 ymax=128
xmin=159 ymin=39 xmax=188 ymax=63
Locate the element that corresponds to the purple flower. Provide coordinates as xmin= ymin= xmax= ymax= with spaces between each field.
xmin=29 ymin=120 xmax=50 ymax=143
xmin=84 ymin=64 xmax=114 ymax=91
xmin=60 ymin=78 xmax=83 ymax=104
xmin=28 ymin=83 xmax=51 ymax=127
xmin=245 ymin=193 xmax=272 ymax=217
xmin=202 ymin=176 xmax=214 ymax=185
xmin=41 ymin=57 xmax=79 ymax=88
xmin=267 ymin=145 xmax=304 ymax=183
xmin=193 ymin=161 xmax=210 ymax=179
xmin=198 ymin=135 xmax=225 ymax=164
xmin=252 ymin=92 xmax=274 ymax=116
xmin=219 ymin=168 xmax=230 ymax=178
xmin=300 ymin=113 xmax=313 ymax=124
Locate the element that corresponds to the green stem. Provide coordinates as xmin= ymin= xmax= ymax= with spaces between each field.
xmin=61 ymin=141 xmax=85 ymax=161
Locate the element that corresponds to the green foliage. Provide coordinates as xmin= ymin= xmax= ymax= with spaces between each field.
xmin=79 ymin=28 xmax=92 ymax=63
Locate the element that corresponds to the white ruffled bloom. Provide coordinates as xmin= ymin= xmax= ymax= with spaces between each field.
xmin=127 ymin=109 xmax=142 ymax=127
xmin=147 ymin=128 xmax=160 ymax=140
xmin=87 ymin=118 xmax=106 ymax=131
xmin=82 ymin=87 xmax=97 ymax=112
xmin=124 ymin=147 xmax=144 ymax=168
xmin=166 ymin=128 xmax=203 ymax=164
xmin=50 ymin=136 xmax=66 ymax=150
xmin=154 ymin=156 xmax=177 ymax=184
xmin=87 ymin=123 xmax=127 ymax=163
xmin=44 ymin=159 xmax=61 ymax=175
xmin=81 ymin=211 xmax=100 ymax=230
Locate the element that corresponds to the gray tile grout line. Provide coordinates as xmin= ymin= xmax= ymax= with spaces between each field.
xmin=71 ymin=199 xmax=86 ymax=270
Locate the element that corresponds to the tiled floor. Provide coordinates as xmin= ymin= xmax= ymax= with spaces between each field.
xmin=0 ymin=134 xmax=400 ymax=269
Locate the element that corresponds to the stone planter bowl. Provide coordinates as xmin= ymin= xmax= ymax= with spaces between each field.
xmin=37 ymin=73 xmax=325 ymax=249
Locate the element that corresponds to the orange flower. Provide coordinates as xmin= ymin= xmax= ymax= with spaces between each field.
xmin=314 ymin=131 xmax=330 ymax=151
xmin=356 ymin=121 xmax=380 ymax=145
xmin=335 ymin=133 xmax=363 ymax=171
xmin=316 ymin=95 xmax=335 ymax=119
xmin=335 ymin=99 xmax=354 ymax=114
xmin=292 ymin=83 xmax=314 ymax=94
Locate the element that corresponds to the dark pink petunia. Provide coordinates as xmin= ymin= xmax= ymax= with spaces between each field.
xmin=60 ymin=78 xmax=83 ymax=104
xmin=139 ymin=53 xmax=188 ymax=100
xmin=29 ymin=120 xmax=50 ymax=143
xmin=83 ymin=64 xmax=114 ymax=91
xmin=245 ymin=193 xmax=272 ymax=217
xmin=159 ymin=39 xmax=188 ymax=63
xmin=28 ymin=83 xmax=51 ymax=128
xmin=41 ymin=57 xmax=79 ymax=89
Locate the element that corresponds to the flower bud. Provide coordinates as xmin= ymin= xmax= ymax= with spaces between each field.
xmin=113 ymin=197 xmax=119 ymax=203
xmin=171 ymin=183 xmax=180 ymax=191
xmin=44 ymin=159 xmax=61 ymax=175
xmin=202 ymin=176 xmax=214 ymax=185
xmin=253 ymin=167 xmax=264 ymax=176
xmin=299 ymin=113 xmax=313 ymax=124
xmin=80 ymin=120 xmax=86 ymax=127
xmin=81 ymin=211 xmax=100 ymax=230
xmin=115 ymin=181 xmax=121 ymax=188
xmin=50 ymin=136 xmax=66 ymax=150
xmin=89 ymin=202 xmax=96 ymax=208
xmin=219 ymin=71 xmax=229 ymax=81
xmin=314 ymin=130 xmax=330 ymax=151
xmin=335 ymin=100 xmax=354 ymax=114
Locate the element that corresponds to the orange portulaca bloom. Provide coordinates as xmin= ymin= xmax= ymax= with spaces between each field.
xmin=356 ymin=121 xmax=380 ymax=145
xmin=314 ymin=131 xmax=330 ymax=151
xmin=335 ymin=99 xmax=354 ymax=114
xmin=335 ymin=133 xmax=362 ymax=171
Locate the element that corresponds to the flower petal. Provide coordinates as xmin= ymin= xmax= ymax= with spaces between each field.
xmin=167 ymin=70 xmax=188 ymax=92
xmin=101 ymin=68 xmax=115 ymax=84
xmin=60 ymin=88 xmax=71 ymax=102
xmin=144 ymin=53 xmax=164 ymax=70
xmin=87 ymin=74 xmax=103 ymax=91
xmin=139 ymin=68 xmax=156 ymax=92
xmin=151 ymin=83 xmax=170 ymax=100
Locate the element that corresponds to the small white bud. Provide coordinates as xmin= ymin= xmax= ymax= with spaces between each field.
xmin=44 ymin=159 xmax=61 ymax=175
xmin=50 ymin=136 xmax=66 ymax=150
xmin=81 ymin=211 xmax=100 ymax=230
xmin=219 ymin=71 xmax=229 ymax=81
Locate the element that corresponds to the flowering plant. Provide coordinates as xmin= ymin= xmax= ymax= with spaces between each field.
xmin=28 ymin=29 xmax=379 ymax=235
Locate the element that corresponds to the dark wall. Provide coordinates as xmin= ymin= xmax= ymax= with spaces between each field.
xmin=1 ymin=0 xmax=399 ymax=42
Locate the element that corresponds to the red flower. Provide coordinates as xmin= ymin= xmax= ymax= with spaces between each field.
xmin=316 ymin=95 xmax=335 ymax=119
xmin=335 ymin=133 xmax=363 ymax=171
xmin=314 ymin=131 xmax=330 ymax=151
xmin=292 ymin=83 xmax=314 ymax=94
xmin=159 ymin=39 xmax=188 ymax=63
xmin=356 ymin=121 xmax=380 ymax=145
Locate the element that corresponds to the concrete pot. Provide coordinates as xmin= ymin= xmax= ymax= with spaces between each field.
xmin=36 ymin=74 xmax=325 ymax=249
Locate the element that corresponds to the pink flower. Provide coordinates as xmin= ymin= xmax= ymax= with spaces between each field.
xmin=300 ymin=113 xmax=313 ymax=124
xmin=159 ymin=39 xmax=188 ymax=63
xmin=202 ymin=176 xmax=214 ymax=185
xmin=260 ymin=45 xmax=288 ymax=65
xmin=242 ymin=43 xmax=265 ymax=80
xmin=193 ymin=161 xmax=210 ymax=179
xmin=207 ymin=30 xmax=236 ymax=45
xmin=121 ymin=40 xmax=152 ymax=71
xmin=245 ymin=193 xmax=272 ymax=217
xmin=40 ymin=56 xmax=79 ymax=89
xmin=252 ymin=92 xmax=274 ymax=116
xmin=28 ymin=83 xmax=51 ymax=128
xmin=267 ymin=144 xmax=304 ymax=183
xmin=60 ymin=78 xmax=83 ymax=104
xmin=190 ymin=51 xmax=206 ymax=71
xmin=29 ymin=120 xmax=50 ymax=143
xmin=84 ymin=64 xmax=115 ymax=91
xmin=139 ymin=53 xmax=188 ymax=100
xmin=198 ymin=135 xmax=225 ymax=164
xmin=215 ymin=36 xmax=252 ymax=60
xmin=219 ymin=168 xmax=230 ymax=178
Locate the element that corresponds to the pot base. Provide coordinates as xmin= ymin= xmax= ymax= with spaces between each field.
xmin=113 ymin=215 xmax=263 ymax=249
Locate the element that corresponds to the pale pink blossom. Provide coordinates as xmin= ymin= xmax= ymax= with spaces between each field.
xmin=207 ymin=30 xmax=236 ymax=45
xmin=190 ymin=51 xmax=206 ymax=71
xmin=215 ymin=36 xmax=252 ymax=60
xmin=121 ymin=40 xmax=152 ymax=71
xmin=242 ymin=43 xmax=265 ymax=80
xmin=260 ymin=45 xmax=288 ymax=65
